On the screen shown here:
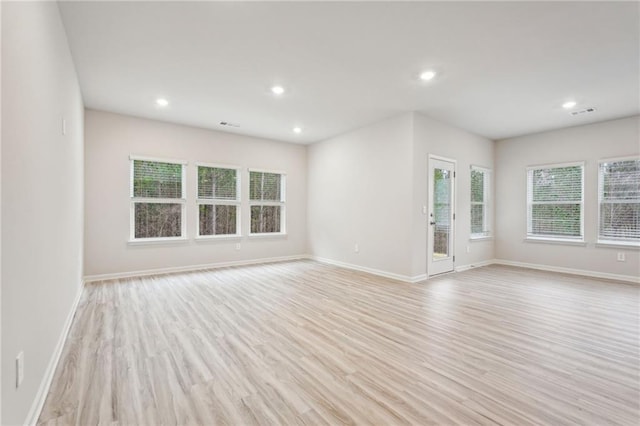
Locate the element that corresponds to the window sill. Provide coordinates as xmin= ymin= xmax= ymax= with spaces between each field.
xmin=470 ymin=235 xmax=493 ymax=242
xmin=524 ymin=237 xmax=586 ymax=247
xmin=128 ymin=237 xmax=189 ymax=246
xmin=596 ymin=241 xmax=640 ymax=250
xmin=248 ymin=232 xmax=288 ymax=239
xmin=195 ymin=235 xmax=242 ymax=242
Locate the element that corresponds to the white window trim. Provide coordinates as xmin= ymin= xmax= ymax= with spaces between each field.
xmin=129 ymin=157 xmax=187 ymax=242
xmin=196 ymin=164 xmax=242 ymax=237
xmin=597 ymin=156 xmax=640 ymax=247
xmin=470 ymin=165 xmax=491 ymax=239
xmin=526 ymin=161 xmax=585 ymax=243
xmin=248 ymin=169 xmax=287 ymax=235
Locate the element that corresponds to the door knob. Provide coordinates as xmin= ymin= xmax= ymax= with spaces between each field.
xmin=429 ymin=221 xmax=436 ymax=225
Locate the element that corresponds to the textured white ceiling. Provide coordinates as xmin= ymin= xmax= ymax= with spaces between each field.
xmin=58 ymin=1 xmax=639 ymax=144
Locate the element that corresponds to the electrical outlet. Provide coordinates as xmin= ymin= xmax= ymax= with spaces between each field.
xmin=617 ymin=252 xmax=626 ymax=262
xmin=354 ymin=243 xmax=359 ymax=253
xmin=62 ymin=117 xmax=66 ymax=135
xmin=466 ymin=245 xmax=470 ymax=254
xmin=16 ymin=352 xmax=24 ymax=388
xmin=422 ymin=205 xmax=427 ymax=215
xmin=235 ymin=243 xmax=241 ymax=251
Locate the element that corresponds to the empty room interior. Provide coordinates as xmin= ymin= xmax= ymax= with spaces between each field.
xmin=2 ymin=1 xmax=640 ymax=425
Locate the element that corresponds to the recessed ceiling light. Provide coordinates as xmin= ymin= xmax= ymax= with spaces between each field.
xmin=562 ymin=101 xmax=577 ymax=109
xmin=156 ymin=98 xmax=169 ymax=107
xmin=293 ymin=127 xmax=302 ymax=134
xmin=419 ymin=70 xmax=436 ymax=81
xmin=271 ymin=86 xmax=285 ymax=95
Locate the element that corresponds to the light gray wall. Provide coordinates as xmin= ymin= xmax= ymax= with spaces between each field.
xmin=1 ymin=2 xmax=84 ymax=424
xmin=0 ymin=1 xmax=3 ymax=421
xmin=307 ymin=113 xmax=415 ymax=278
xmin=84 ymin=110 xmax=308 ymax=277
xmin=307 ymin=112 xmax=495 ymax=279
xmin=495 ymin=116 xmax=640 ymax=278
xmin=411 ymin=113 xmax=496 ymax=277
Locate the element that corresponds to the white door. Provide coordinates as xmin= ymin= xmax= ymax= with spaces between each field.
xmin=428 ymin=156 xmax=456 ymax=276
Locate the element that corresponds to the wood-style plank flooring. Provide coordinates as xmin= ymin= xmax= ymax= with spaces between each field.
xmin=39 ymin=261 xmax=639 ymax=425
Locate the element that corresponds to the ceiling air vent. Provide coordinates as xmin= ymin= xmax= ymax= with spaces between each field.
xmin=570 ymin=107 xmax=597 ymax=116
xmin=219 ymin=121 xmax=240 ymax=128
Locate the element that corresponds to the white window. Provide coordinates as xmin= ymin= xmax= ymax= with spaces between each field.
xmin=130 ymin=156 xmax=186 ymax=241
xmin=526 ymin=162 xmax=584 ymax=241
xmin=249 ymin=170 xmax=285 ymax=234
xmin=470 ymin=165 xmax=490 ymax=238
xmin=598 ymin=157 xmax=640 ymax=245
xmin=197 ymin=164 xmax=240 ymax=237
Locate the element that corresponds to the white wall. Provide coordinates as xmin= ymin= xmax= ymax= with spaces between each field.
xmin=84 ymin=110 xmax=307 ymax=277
xmin=411 ymin=113 xmax=496 ymax=277
xmin=307 ymin=113 xmax=415 ymax=278
xmin=307 ymin=112 xmax=495 ymax=280
xmin=495 ymin=116 xmax=640 ymax=279
xmin=1 ymin=2 xmax=84 ymax=424
xmin=0 ymin=1 xmax=3 ymax=421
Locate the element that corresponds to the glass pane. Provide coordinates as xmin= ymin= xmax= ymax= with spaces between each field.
xmin=471 ymin=169 xmax=484 ymax=203
xmin=600 ymin=202 xmax=640 ymax=240
xmin=471 ymin=204 xmax=485 ymax=235
xmin=134 ymin=203 xmax=182 ymax=238
xmin=433 ymin=168 xmax=451 ymax=259
xmin=251 ymin=205 xmax=281 ymax=233
xmin=531 ymin=166 xmax=582 ymax=202
xmin=133 ymin=160 xmax=182 ymax=199
xmin=601 ymin=160 xmax=640 ymax=201
xmin=250 ymin=172 xmax=282 ymax=201
xmin=198 ymin=167 xmax=237 ymax=200
xmin=531 ymin=204 xmax=581 ymax=237
xmin=199 ymin=205 xmax=237 ymax=236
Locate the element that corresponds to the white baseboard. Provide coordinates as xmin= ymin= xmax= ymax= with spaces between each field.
xmin=455 ymin=259 xmax=497 ymax=273
xmin=493 ymin=259 xmax=640 ymax=284
xmin=83 ymin=254 xmax=310 ymax=282
xmin=24 ymin=282 xmax=84 ymax=426
xmin=311 ymin=256 xmax=425 ymax=283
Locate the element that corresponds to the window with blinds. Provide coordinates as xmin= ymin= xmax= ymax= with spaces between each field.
xmin=598 ymin=158 xmax=640 ymax=244
xmin=197 ymin=165 xmax=240 ymax=236
xmin=526 ymin=163 xmax=584 ymax=240
xmin=130 ymin=158 xmax=186 ymax=240
xmin=249 ymin=170 xmax=285 ymax=234
xmin=470 ymin=166 xmax=490 ymax=238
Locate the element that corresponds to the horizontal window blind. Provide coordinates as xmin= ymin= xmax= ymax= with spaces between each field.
xmin=198 ymin=166 xmax=238 ymax=200
xmin=527 ymin=164 xmax=583 ymax=239
xmin=133 ymin=160 xmax=183 ymax=199
xmin=599 ymin=159 xmax=640 ymax=241
xmin=250 ymin=171 xmax=282 ymax=201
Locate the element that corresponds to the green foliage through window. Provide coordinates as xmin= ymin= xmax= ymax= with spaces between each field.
xmin=527 ymin=164 xmax=583 ymax=239
xmin=131 ymin=159 xmax=184 ymax=239
xmin=471 ymin=167 xmax=489 ymax=236
xmin=599 ymin=159 xmax=640 ymax=241
xmin=133 ymin=160 xmax=182 ymax=199
xmin=197 ymin=165 xmax=239 ymax=236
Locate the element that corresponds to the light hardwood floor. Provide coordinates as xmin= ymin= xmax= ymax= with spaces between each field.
xmin=39 ymin=261 xmax=639 ymax=425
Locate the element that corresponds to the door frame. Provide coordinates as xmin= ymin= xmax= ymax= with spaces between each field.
xmin=427 ymin=154 xmax=457 ymax=277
